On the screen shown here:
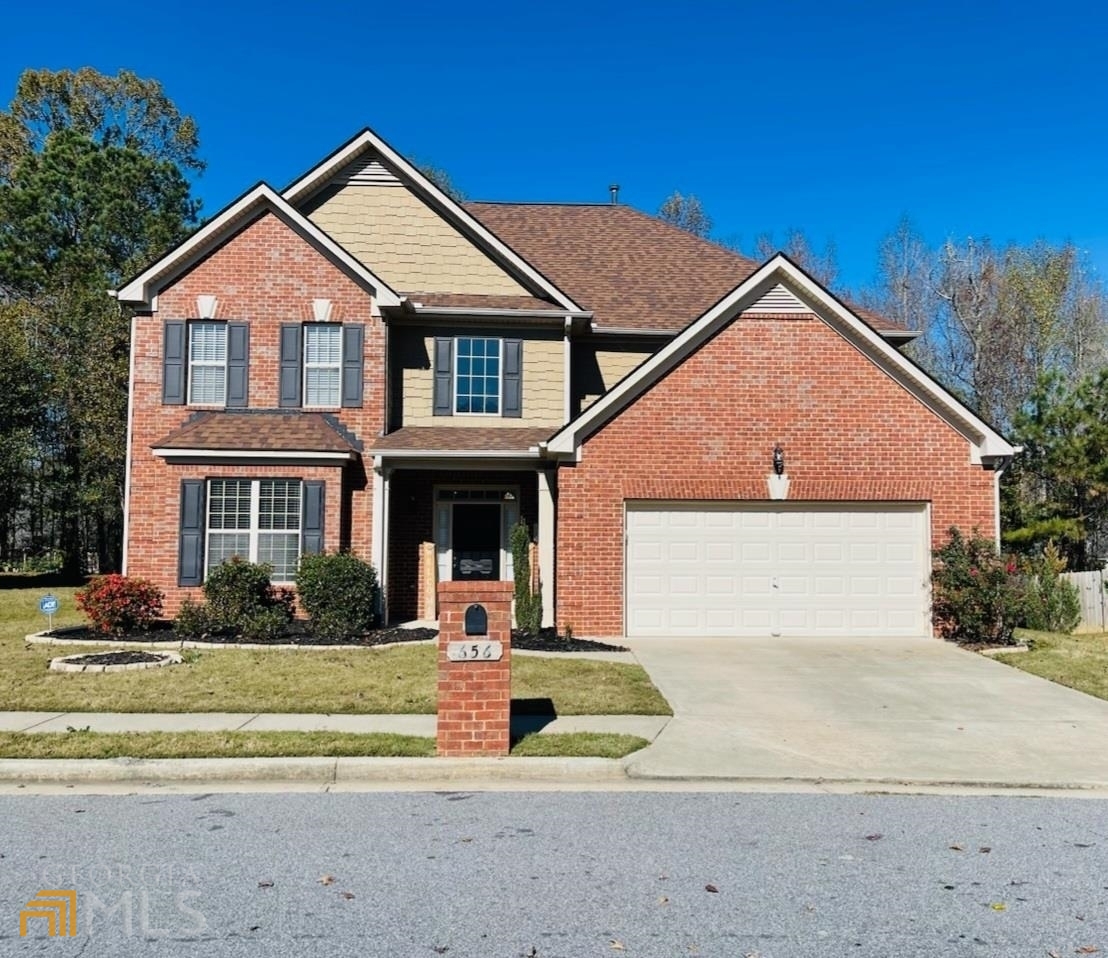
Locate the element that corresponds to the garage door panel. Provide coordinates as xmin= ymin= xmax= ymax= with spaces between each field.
xmin=626 ymin=502 xmax=928 ymax=638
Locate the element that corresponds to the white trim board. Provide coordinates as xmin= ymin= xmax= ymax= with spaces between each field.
xmin=546 ymin=255 xmax=1017 ymax=462
xmin=281 ymin=128 xmax=583 ymax=313
xmin=116 ymin=184 xmax=401 ymax=309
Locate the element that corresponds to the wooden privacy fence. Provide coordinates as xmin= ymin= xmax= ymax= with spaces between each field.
xmin=1062 ymin=570 xmax=1108 ymax=631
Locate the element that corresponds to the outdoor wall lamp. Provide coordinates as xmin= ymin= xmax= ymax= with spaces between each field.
xmin=773 ymin=445 xmax=785 ymax=476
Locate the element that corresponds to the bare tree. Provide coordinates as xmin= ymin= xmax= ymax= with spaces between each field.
xmin=658 ymin=192 xmax=712 ymax=238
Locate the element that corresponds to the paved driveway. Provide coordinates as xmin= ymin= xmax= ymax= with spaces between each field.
xmin=624 ymin=636 xmax=1108 ymax=787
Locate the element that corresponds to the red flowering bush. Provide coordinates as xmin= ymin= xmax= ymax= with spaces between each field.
xmin=75 ymin=574 xmax=164 ymax=635
xmin=932 ymin=528 xmax=1025 ymax=645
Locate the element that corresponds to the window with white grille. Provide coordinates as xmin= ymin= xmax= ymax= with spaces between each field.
xmin=206 ymin=479 xmax=301 ymax=581
xmin=188 ymin=322 xmax=227 ymax=405
xmin=304 ymin=325 xmax=341 ymax=407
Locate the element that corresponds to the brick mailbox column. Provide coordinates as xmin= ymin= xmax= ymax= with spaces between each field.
xmin=437 ymin=581 xmax=514 ymax=757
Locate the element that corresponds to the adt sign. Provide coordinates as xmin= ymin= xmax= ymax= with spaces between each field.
xmin=39 ymin=594 xmax=59 ymax=616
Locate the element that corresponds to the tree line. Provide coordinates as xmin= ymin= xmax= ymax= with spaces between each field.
xmin=661 ymin=195 xmax=1108 ymax=570
xmin=0 ymin=67 xmax=1104 ymax=577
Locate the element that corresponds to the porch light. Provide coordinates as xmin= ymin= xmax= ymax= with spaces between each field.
xmin=195 ymin=294 xmax=218 ymax=319
xmin=503 ymin=491 xmax=516 ymax=501
xmin=312 ymin=298 xmax=333 ymax=323
xmin=773 ymin=445 xmax=785 ymax=476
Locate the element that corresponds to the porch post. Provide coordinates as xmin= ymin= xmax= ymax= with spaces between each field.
xmin=537 ymin=466 xmax=556 ymax=628
xmin=372 ymin=456 xmax=391 ymax=623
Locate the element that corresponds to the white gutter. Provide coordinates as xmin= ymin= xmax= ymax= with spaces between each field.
xmin=404 ymin=306 xmax=593 ymax=321
xmin=370 ymin=448 xmax=542 ymax=459
xmin=152 ymin=448 xmax=356 ymax=461
xmin=590 ymin=323 xmax=675 ymax=336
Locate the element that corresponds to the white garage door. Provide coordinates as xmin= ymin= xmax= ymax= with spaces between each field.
xmin=626 ymin=502 xmax=929 ymax=637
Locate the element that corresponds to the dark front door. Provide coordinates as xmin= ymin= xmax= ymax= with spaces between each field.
xmin=452 ymin=503 xmax=501 ymax=580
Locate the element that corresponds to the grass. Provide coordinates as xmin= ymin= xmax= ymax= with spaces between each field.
xmin=995 ymin=628 xmax=1108 ymax=702
xmin=0 ymin=731 xmax=648 ymax=760
xmin=1 ymin=587 xmax=670 ymax=716
xmin=0 ymin=731 xmax=436 ymax=759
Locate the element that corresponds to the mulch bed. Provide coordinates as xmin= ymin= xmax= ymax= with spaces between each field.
xmin=44 ymin=622 xmax=627 ymax=653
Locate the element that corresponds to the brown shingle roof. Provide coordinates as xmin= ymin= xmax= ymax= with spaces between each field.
xmin=372 ymin=426 xmax=551 ymax=454
xmin=154 ymin=411 xmax=361 ymax=453
xmin=466 ymin=202 xmax=905 ymax=334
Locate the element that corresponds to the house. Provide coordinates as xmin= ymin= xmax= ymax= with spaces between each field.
xmin=117 ymin=128 xmax=1017 ymax=638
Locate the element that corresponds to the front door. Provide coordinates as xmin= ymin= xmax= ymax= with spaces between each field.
xmin=451 ymin=503 xmax=501 ymax=580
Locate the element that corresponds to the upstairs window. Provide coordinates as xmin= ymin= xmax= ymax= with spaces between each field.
xmin=188 ymin=322 xmax=227 ymax=405
xmin=454 ymin=337 xmax=501 ymax=414
xmin=304 ymin=324 xmax=342 ymax=407
xmin=162 ymin=319 xmax=248 ymax=407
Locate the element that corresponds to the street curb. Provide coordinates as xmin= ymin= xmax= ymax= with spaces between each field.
xmin=0 ymin=756 xmax=628 ymax=785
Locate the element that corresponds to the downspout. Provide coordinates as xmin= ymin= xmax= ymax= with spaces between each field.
xmin=992 ymin=455 xmax=1014 ymax=550
xmin=112 ymin=290 xmax=135 ymax=575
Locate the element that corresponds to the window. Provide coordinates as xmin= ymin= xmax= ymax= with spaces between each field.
xmin=206 ymin=479 xmax=301 ymax=581
xmin=304 ymin=324 xmax=342 ymax=407
xmin=188 ymin=322 xmax=227 ymax=405
xmin=454 ymin=337 xmax=501 ymax=414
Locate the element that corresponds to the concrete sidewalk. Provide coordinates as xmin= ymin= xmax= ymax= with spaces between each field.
xmin=0 ymin=710 xmax=669 ymax=739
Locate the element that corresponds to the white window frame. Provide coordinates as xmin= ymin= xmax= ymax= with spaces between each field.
xmin=303 ymin=323 xmax=342 ymax=408
xmin=453 ymin=336 xmax=502 ymax=416
xmin=205 ymin=478 xmax=302 ymax=583
xmin=187 ymin=321 xmax=228 ymax=406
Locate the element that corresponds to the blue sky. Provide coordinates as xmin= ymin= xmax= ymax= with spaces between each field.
xmin=3 ymin=0 xmax=1106 ymax=291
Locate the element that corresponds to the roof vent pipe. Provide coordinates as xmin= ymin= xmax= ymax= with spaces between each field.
xmin=609 ymin=183 xmax=620 ymax=205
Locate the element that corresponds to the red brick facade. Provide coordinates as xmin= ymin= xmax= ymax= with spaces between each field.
xmin=125 ymin=211 xmax=383 ymax=613
xmin=436 ymin=581 xmax=513 ymax=756
xmin=554 ymin=312 xmax=998 ymax=637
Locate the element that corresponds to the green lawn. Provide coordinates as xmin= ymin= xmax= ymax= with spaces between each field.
xmin=0 ymin=730 xmax=649 ymax=760
xmin=1 ymin=587 xmax=670 ymax=716
xmin=995 ymin=628 xmax=1108 ymax=702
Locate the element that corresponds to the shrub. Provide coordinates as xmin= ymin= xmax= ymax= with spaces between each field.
xmin=238 ymin=607 xmax=292 ymax=643
xmin=1020 ymin=541 xmax=1081 ymax=633
xmin=75 ymin=574 xmax=164 ymax=635
xmin=510 ymin=519 xmax=542 ymax=634
xmin=203 ymin=557 xmax=291 ymax=632
xmin=174 ymin=596 xmax=214 ymax=639
xmin=932 ymin=528 xmax=1025 ymax=646
xmin=295 ymin=552 xmax=380 ymax=638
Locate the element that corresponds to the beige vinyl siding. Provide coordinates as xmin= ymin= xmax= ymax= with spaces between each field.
xmin=394 ymin=328 xmax=565 ymax=428
xmin=572 ymin=342 xmax=658 ymax=413
xmin=305 ymin=183 xmax=529 ymax=296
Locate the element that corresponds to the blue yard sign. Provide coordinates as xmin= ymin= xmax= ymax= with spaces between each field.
xmin=39 ymin=594 xmax=59 ymax=630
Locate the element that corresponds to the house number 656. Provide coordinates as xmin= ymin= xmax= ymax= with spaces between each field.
xmin=446 ymin=641 xmax=504 ymax=662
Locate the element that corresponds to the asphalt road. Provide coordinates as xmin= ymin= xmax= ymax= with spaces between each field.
xmin=1 ymin=791 xmax=1106 ymax=957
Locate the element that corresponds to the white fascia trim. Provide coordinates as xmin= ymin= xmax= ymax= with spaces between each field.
xmin=405 ymin=306 xmax=593 ymax=321
xmin=117 ymin=184 xmax=401 ymax=308
xmin=153 ymin=448 xmax=355 ymax=461
xmin=121 ymin=314 xmax=137 ymax=575
xmin=281 ymin=128 xmax=583 ymax=313
xmin=370 ymin=448 xmax=542 ymax=460
xmin=548 ymin=255 xmax=1017 ymax=459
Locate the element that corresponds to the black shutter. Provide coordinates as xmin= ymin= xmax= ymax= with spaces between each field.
xmin=226 ymin=322 xmax=249 ymax=408
xmin=301 ymin=481 xmax=325 ymax=555
xmin=502 ymin=338 xmax=522 ymax=418
xmin=178 ymin=479 xmax=206 ymax=586
xmin=163 ymin=320 xmax=186 ymax=405
xmin=279 ymin=324 xmax=302 ymax=407
xmin=341 ymin=324 xmax=364 ymax=408
xmin=433 ymin=337 xmax=453 ymax=416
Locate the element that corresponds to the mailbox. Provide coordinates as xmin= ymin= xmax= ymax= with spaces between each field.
xmin=464 ymin=603 xmax=488 ymax=636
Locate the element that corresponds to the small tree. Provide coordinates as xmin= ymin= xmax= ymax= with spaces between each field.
xmin=510 ymin=519 xmax=542 ymax=634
